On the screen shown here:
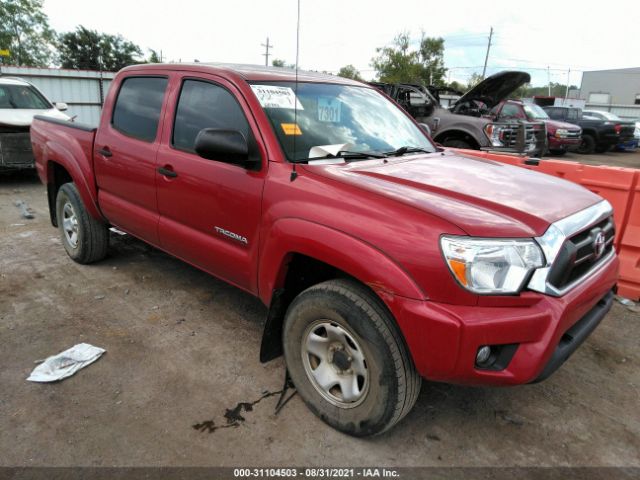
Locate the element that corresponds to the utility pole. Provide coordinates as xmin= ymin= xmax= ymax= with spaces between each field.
xmin=262 ymin=37 xmax=273 ymax=67
xmin=547 ymin=66 xmax=551 ymax=96
xmin=481 ymin=27 xmax=493 ymax=79
xmin=565 ymin=68 xmax=571 ymax=99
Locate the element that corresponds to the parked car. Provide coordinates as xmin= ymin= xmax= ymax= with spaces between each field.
xmin=491 ymin=99 xmax=582 ymax=156
xmin=30 ymin=63 xmax=618 ymax=436
xmin=582 ymin=110 xmax=638 ymax=151
xmin=371 ymin=71 xmax=547 ymax=157
xmin=541 ymin=106 xmax=621 ymax=154
xmin=0 ymin=76 xmax=69 ymax=172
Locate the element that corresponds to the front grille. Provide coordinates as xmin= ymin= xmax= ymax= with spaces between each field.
xmin=547 ymin=216 xmax=615 ymax=290
xmin=0 ymin=132 xmax=34 ymax=167
xmin=565 ymin=130 xmax=581 ymax=139
xmin=499 ymin=123 xmax=544 ymax=152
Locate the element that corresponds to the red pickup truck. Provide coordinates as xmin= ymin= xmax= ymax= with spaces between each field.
xmin=30 ymin=63 xmax=618 ymax=436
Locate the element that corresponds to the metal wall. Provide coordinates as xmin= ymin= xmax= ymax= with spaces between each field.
xmin=0 ymin=66 xmax=115 ymax=125
xmin=579 ymin=68 xmax=640 ymax=106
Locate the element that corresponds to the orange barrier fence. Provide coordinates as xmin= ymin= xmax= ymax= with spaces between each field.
xmin=455 ymin=150 xmax=640 ymax=300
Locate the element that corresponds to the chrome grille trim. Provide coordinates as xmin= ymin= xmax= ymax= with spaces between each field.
xmin=528 ymin=200 xmax=615 ymax=296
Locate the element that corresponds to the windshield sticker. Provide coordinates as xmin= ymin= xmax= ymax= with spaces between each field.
xmin=281 ymin=123 xmax=302 ymax=136
xmin=251 ymin=85 xmax=304 ymax=110
xmin=318 ymin=97 xmax=341 ymax=122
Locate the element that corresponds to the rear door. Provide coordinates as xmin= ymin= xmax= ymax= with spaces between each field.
xmin=94 ymin=75 xmax=169 ymax=244
xmin=155 ymin=74 xmax=267 ymax=292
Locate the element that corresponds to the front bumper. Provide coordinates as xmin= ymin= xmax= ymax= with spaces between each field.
xmin=548 ymin=136 xmax=581 ymax=152
xmin=392 ymin=252 xmax=618 ymax=386
xmin=0 ymin=132 xmax=35 ymax=170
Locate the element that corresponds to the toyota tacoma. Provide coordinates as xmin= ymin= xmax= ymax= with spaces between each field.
xmin=30 ymin=63 xmax=618 ymax=436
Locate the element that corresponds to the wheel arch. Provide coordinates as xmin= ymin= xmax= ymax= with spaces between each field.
xmin=258 ymin=218 xmax=425 ymax=362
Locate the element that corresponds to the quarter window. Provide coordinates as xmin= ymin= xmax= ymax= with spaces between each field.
xmin=112 ymin=77 xmax=168 ymax=142
xmin=172 ymin=80 xmax=249 ymax=151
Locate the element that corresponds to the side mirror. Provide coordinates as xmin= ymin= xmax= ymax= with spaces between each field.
xmin=54 ymin=102 xmax=68 ymax=111
xmin=419 ymin=123 xmax=431 ymax=136
xmin=194 ymin=128 xmax=259 ymax=170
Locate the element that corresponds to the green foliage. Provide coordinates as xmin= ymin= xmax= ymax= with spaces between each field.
xmin=511 ymin=81 xmax=578 ymax=99
xmin=371 ymin=32 xmax=447 ymax=86
xmin=337 ymin=64 xmax=362 ymax=81
xmin=0 ymin=0 xmax=54 ymax=66
xmin=57 ymin=26 xmax=143 ymax=71
xmin=272 ymin=58 xmax=296 ymax=68
xmin=147 ymin=48 xmax=161 ymax=63
xmin=466 ymin=72 xmax=484 ymax=89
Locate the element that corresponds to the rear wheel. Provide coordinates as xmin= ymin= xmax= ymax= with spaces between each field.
xmin=577 ymin=134 xmax=596 ymax=154
xmin=56 ymin=183 xmax=109 ymax=264
xmin=283 ymin=279 xmax=421 ymax=436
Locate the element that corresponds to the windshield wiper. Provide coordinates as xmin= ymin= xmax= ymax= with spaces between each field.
xmin=385 ymin=146 xmax=432 ymax=157
xmin=306 ymin=150 xmax=388 ymax=161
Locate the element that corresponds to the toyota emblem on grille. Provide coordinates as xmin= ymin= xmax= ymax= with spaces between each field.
xmin=593 ymin=231 xmax=606 ymax=259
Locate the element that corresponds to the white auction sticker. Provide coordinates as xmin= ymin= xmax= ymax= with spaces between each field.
xmin=251 ymin=85 xmax=304 ymax=110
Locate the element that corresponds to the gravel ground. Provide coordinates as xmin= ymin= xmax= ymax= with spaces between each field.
xmin=0 ymin=165 xmax=638 ymax=468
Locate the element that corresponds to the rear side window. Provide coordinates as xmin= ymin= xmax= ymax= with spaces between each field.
xmin=546 ymin=108 xmax=561 ymax=120
xmin=172 ymin=80 xmax=249 ymax=151
xmin=112 ymin=77 xmax=168 ymax=141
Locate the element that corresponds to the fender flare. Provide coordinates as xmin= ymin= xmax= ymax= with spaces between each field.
xmin=258 ymin=217 xmax=426 ymax=305
xmin=43 ymin=140 xmax=103 ymax=221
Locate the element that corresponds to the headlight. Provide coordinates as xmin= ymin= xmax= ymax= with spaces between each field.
xmin=555 ymin=128 xmax=569 ymax=138
xmin=484 ymin=124 xmax=507 ymax=147
xmin=440 ymin=236 xmax=545 ymax=294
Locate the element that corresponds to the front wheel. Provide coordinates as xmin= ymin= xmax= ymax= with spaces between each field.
xmin=56 ymin=182 xmax=109 ymax=264
xmin=283 ymin=279 xmax=421 ymax=436
xmin=577 ymin=135 xmax=596 ymax=154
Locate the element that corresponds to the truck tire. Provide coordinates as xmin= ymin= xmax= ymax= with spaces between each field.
xmin=282 ymin=279 xmax=421 ymax=436
xmin=56 ymin=182 xmax=109 ymax=264
xmin=577 ymin=135 xmax=596 ymax=154
xmin=442 ymin=138 xmax=473 ymax=149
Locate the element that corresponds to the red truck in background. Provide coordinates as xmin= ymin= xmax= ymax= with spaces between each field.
xmin=491 ymin=99 xmax=582 ymax=156
xmin=30 ymin=63 xmax=618 ymax=436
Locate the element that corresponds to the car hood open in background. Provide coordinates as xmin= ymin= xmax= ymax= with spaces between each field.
xmin=304 ymin=151 xmax=602 ymax=237
xmin=0 ymin=108 xmax=69 ymax=128
xmin=454 ymin=71 xmax=531 ymax=109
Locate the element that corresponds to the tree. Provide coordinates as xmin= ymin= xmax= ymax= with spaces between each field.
xmin=418 ymin=34 xmax=446 ymax=86
xmin=0 ymin=0 xmax=54 ymax=66
xmin=147 ymin=48 xmax=161 ymax=63
xmin=371 ymin=32 xmax=447 ymax=85
xmin=57 ymin=26 xmax=143 ymax=71
xmin=272 ymin=58 xmax=295 ymax=68
xmin=337 ymin=64 xmax=363 ymax=81
xmin=466 ymin=72 xmax=484 ymax=89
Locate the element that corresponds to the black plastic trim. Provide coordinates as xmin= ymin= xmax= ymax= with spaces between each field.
xmin=531 ymin=289 xmax=614 ymax=383
xmin=33 ymin=115 xmax=96 ymax=132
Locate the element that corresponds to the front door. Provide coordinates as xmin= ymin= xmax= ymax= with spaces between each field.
xmin=155 ymin=75 xmax=267 ymax=292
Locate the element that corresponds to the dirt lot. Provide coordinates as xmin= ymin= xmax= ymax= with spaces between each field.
xmin=1 ymin=157 xmax=639 ymax=468
xmin=551 ymin=148 xmax=640 ymax=169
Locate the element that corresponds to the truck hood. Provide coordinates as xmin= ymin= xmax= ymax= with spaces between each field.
xmin=303 ymin=151 xmax=602 ymax=237
xmin=543 ymin=119 xmax=582 ymax=132
xmin=455 ymin=71 xmax=531 ymax=109
xmin=0 ymin=108 xmax=69 ymax=128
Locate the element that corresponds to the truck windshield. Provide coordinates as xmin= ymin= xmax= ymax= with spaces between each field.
xmin=0 ymin=84 xmax=52 ymax=110
xmin=250 ymin=82 xmax=435 ymax=162
xmin=523 ymin=104 xmax=549 ymax=120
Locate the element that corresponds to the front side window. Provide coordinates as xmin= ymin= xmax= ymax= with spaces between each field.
xmin=500 ymin=103 xmax=524 ymax=119
xmin=0 ymin=84 xmax=51 ymax=109
xmin=112 ymin=77 xmax=168 ymax=141
xmin=172 ymin=80 xmax=249 ymax=151
xmin=567 ymin=109 xmax=580 ymax=121
xmin=251 ymin=82 xmax=435 ymax=162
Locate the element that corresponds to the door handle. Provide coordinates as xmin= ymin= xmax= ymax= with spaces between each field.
xmin=157 ymin=166 xmax=178 ymax=178
xmin=98 ymin=147 xmax=112 ymax=157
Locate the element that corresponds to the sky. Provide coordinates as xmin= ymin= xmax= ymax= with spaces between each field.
xmin=43 ymin=0 xmax=640 ymax=88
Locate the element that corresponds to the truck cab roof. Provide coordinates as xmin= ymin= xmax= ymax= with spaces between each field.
xmin=119 ymin=62 xmax=365 ymax=86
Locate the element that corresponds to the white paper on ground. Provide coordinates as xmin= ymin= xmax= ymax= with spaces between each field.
xmin=27 ymin=343 xmax=106 ymax=382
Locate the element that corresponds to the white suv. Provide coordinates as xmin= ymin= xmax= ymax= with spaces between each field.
xmin=0 ymin=77 xmax=70 ymax=171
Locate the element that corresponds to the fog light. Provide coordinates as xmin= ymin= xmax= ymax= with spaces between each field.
xmin=476 ymin=346 xmax=492 ymax=365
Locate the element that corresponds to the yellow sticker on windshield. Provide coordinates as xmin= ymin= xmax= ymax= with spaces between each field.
xmin=281 ymin=123 xmax=302 ymax=135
